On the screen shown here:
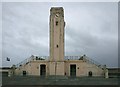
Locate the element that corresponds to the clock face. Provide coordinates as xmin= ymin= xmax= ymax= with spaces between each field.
xmin=55 ymin=13 xmax=59 ymax=17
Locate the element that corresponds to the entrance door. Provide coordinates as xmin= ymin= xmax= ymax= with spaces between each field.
xmin=40 ymin=65 xmax=46 ymax=76
xmin=70 ymin=65 xmax=76 ymax=76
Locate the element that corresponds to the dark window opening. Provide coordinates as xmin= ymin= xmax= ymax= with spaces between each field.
xmin=88 ymin=71 xmax=92 ymax=77
xmin=56 ymin=45 xmax=58 ymax=48
xmin=23 ymin=71 xmax=26 ymax=76
xmin=56 ymin=21 xmax=58 ymax=26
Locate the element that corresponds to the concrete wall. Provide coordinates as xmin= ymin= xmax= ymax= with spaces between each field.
xmin=15 ymin=60 xmax=49 ymax=76
xmin=49 ymin=61 xmax=64 ymax=75
xmin=56 ymin=62 xmax=64 ymax=75
xmin=65 ymin=60 xmax=104 ymax=77
xmin=15 ymin=60 xmax=104 ymax=77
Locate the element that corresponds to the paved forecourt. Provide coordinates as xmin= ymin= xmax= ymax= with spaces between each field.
xmin=2 ymin=76 xmax=119 ymax=86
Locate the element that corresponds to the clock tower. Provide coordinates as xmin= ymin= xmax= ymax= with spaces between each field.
xmin=49 ymin=7 xmax=65 ymax=75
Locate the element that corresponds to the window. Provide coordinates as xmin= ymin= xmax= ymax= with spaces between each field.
xmin=56 ymin=21 xmax=58 ymax=26
xmin=56 ymin=45 xmax=58 ymax=48
xmin=88 ymin=71 xmax=92 ymax=77
xmin=23 ymin=71 xmax=26 ymax=76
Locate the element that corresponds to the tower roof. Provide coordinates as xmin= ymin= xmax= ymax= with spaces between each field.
xmin=50 ymin=7 xmax=63 ymax=10
xmin=50 ymin=7 xmax=64 ymax=16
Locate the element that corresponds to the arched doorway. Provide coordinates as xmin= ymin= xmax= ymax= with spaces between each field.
xmin=88 ymin=71 xmax=92 ymax=77
xmin=40 ymin=64 xmax=46 ymax=76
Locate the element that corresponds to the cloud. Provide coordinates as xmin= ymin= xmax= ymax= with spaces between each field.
xmin=2 ymin=2 xmax=118 ymax=67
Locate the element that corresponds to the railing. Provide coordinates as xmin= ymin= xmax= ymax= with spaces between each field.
xmin=16 ymin=56 xmax=33 ymax=68
xmin=64 ymin=55 xmax=104 ymax=68
xmin=64 ymin=56 xmax=81 ymax=60
xmin=15 ymin=55 xmax=104 ymax=69
xmin=84 ymin=56 xmax=104 ymax=68
xmin=32 ymin=56 xmax=49 ymax=61
xmin=16 ymin=55 xmax=49 ymax=68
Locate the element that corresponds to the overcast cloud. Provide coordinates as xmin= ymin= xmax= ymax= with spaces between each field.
xmin=2 ymin=2 xmax=118 ymax=67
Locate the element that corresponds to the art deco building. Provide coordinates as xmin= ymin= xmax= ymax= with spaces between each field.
xmin=13 ymin=7 xmax=108 ymax=78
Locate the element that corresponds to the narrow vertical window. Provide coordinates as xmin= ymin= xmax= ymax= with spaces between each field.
xmin=56 ymin=21 xmax=58 ymax=26
xmin=56 ymin=45 xmax=58 ymax=48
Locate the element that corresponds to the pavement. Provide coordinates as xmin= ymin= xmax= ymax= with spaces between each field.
xmin=1 ymin=76 xmax=120 ymax=86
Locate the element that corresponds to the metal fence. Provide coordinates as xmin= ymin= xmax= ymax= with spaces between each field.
xmin=15 ymin=55 xmax=103 ymax=68
xmin=64 ymin=56 xmax=81 ymax=60
xmin=16 ymin=55 xmax=49 ymax=68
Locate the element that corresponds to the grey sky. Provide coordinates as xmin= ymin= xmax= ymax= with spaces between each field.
xmin=2 ymin=2 xmax=118 ymax=67
xmin=0 ymin=2 xmax=2 ymax=67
